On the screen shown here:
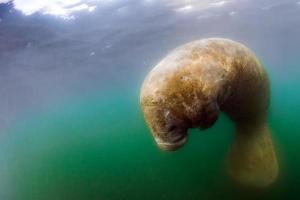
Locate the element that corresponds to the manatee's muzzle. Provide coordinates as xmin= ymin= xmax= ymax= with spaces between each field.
xmin=154 ymin=134 xmax=188 ymax=151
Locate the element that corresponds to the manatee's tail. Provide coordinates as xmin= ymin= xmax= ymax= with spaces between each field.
xmin=228 ymin=121 xmax=278 ymax=187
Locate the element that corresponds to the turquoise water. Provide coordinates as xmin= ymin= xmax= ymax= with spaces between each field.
xmin=0 ymin=59 xmax=299 ymax=200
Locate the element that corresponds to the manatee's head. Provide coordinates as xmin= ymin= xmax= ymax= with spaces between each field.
xmin=142 ymin=99 xmax=219 ymax=151
xmin=142 ymin=105 xmax=189 ymax=151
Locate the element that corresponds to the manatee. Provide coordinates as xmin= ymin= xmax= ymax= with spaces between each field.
xmin=140 ymin=38 xmax=278 ymax=188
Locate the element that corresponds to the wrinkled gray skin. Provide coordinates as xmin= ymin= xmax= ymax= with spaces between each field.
xmin=140 ymin=38 xmax=278 ymax=187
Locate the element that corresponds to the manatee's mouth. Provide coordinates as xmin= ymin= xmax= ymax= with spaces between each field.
xmin=154 ymin=134 xmax=188 ymax=151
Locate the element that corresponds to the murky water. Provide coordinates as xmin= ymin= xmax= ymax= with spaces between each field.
xmin=0 ymin=0 xmax=299 ymax=199
xmin=0 ymin=64 xmax=299 ymax=200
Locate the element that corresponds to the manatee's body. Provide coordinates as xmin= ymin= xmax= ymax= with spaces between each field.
xmin=140 ymin=38 xmax=278 ymax=187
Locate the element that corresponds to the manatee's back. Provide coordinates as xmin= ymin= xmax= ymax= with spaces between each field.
xmin=141 ymin=38 xmax=268 ymax=121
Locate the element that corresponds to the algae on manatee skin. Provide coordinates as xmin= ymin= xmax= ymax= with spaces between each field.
xmin=140 ymin=38 xmax=278 ymax=188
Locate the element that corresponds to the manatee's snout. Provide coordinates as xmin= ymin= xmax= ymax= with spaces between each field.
xmin=154 ymin=128 xmax=188 ymax=151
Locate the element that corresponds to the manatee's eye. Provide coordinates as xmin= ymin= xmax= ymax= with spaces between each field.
xmin=164 ymin=109 xmax=187 ymax=129
xmin=166 ymin=123 xmax=177 ymax=132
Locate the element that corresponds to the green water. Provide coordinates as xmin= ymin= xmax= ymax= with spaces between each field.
xmin=0 ymin=62 xmax=299 ymax=200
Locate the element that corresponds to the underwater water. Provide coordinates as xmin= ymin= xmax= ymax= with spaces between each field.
xmin=0 ymin=0 xmax=300 ymax=199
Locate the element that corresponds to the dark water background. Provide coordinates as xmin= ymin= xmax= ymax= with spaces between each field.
xmin=0 ymin=0 xmax=299 ymax=199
